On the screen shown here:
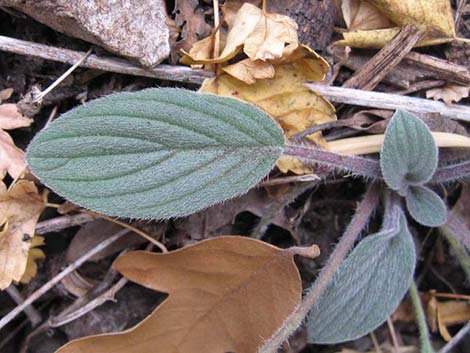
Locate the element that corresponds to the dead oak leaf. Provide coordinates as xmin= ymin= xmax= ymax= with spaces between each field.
xmin=56 ymin=236 xmax=303 ymax=353
xmin=0 ymin=180 xmax=46 ymax=289
xmin=426 ymin=83 xmax=470 ymax=105
xmin=342 ymin=0 xmax=393 ymax=31
xmin=221 ymin=0 xmax=261 ymax=28
xmin=337 ymin=0 xmax=455 ymax=48
xmin=181 ymin=2 xmax=298 ymax=64
xmin=0 ymin=103 xmax=33 ymax=179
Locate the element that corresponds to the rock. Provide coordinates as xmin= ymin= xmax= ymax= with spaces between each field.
xmin=0 ymin=0 xmax=170 ymax=67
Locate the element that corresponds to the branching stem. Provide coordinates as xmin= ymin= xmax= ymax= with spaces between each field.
xmin=258 ymin=182 xmax=380 ymax=352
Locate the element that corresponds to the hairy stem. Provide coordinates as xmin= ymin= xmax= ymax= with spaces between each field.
xmin=258 ymin=182 xmax=380 ymax=352
xmin=283 ymin=144 xmax=381 ymax=179
xmin=283 ymin=144 xmax=470 ymax=184
xmin=409 ymin=281 xmax=436 ymax=353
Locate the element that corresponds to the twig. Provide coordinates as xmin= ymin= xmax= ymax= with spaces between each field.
xmin=405 ymin=51 xmax=470 ymax=87
xmin=455 ymin=0 xmax=467 ymax=32
xmin=35 ymin=213 xmax=96 ymax=234
xmin=387 ymin=317 xmax=400 ymax=353
xmin=343 ymin=25 xmax=426 ymax=90
xmin=306 ymin=83 xmax=470 ymax=122
xmin=438 ymin=322 xmax=470 ymax=353
xmin=5 ymin=286 xmax=41 ymax=327
xmin=259 ymin=182 xmax=380 ymax=353
xmin=212 ymin=0 xmax=220 ymax=58
xmin=0 ymin=229 xmax=129 ymax=331
xmin=34 ymin=48 xmax=92 ymax=103
xmin=391 ymin=80 xmax=445 ymax=96
xmin=0 ymin=35 xmax=210 ymax=84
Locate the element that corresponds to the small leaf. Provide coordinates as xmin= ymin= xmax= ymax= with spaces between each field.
xmin=56 ymin=236 xmax=302 ymax=353
xmin=380 ymin=110 xmax=438 ymax=193
xmin=307 ymin=209 xmax=416 ymax=344
xmin=26 ymin=88 xmax=285 ymax=219
xmin=406 ymin=185 xmax=447 ymax=227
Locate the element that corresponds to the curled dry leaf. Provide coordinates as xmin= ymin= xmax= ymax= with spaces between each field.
xmin=0 ymin=103 xmax=33 ymax=179
xmin=337 ymin=0 xmax=455 ymax=48
xmin=221 ymin=0 xmax=261 ymax=28
xmin=56 ymin=236 xmax=303 ymax=353
xmin=0 ymin=88 xmax=14 ymax=101
xmin=342 ymin=0 xmax=393 ymax=31
xmin=426 ymin=83 xmax=470 ymax=105
xmin=0 ymin=180 xmax=46 ymax=289
xmin=181 ymin=3 xmax=298 ymax=64
xmin=20 ymin=235 xmax=45 ymax=284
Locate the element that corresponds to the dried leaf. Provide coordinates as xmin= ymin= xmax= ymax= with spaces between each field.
xmin=337 ymin=0 xmax=455 ymax=48
xmin=222 ymin=59 xmax=275 ymax=84
xmin=221 ymin=0 xmax=261 ymax=28
xmin=182 ymin=3 xmax=298 ymax=64
xmin=342 ymin=0 xmax=393 ymax=31
xmin=0 ymin=103 xmax=33 ymax=179
xmin=19 ymin=235 xmax=45 ymax=284
xmin=0 ymin=88 xmax=14 ymax=101
xmin=426 ymin=84 xmax=470 ymax=105
xmin=56 ymin=236 xmax=303 ymax=353
xmin=0 ymin=180 xmax=46 ymax=289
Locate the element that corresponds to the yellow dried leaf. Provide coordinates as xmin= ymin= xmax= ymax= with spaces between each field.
xmin=337 ymin=0 xmax=456 ymax=48
xmin=20 ymin=235 xmax=45 ymax=284
xmin=181 ymin=3 xmax=298 ymax=64
xmin=342 ymin=0 xmax=393 ymax=31
xmin=0 ymin=180 xmax=46 ymax=289
xmin=56 ymin=236 xmax=303 ymax=353
xmin=277 ymin=155 xmax=314 ymax=174
xmin=0 ymin=103 xmax=33 ymax=130
xmin=0 ymin=88 xmax=14 ymax=101
xmin=426 ymin=84 xmax=470 ymax=105
xmin=222 ymin=59 xmax=275 ymax=84
xmin=221 ymin=0 xmax=261 ymax=28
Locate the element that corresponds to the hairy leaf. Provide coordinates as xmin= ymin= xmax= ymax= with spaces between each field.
xmin=307 ymin=209 xmax=416 ymax=344
xmin=56 ymin=236 xmax=303 ymax=353
xmin=380 ymin=110 xmax=438 ymax=194
xmin=26 ymin=88 xmax=285 ymax=219
xmin=406 ymin=185 xmax=447 ymax=227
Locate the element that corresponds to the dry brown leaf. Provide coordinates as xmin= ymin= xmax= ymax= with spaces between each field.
xmin=0 ymin=180 xmax=46 ymax=289
xmin=181 ymin=3 xmax=298 ymax=64
xmin=56 ymin=236 xmax=303 ymax=353
xmin=0 ymin=88 xmax=14 ymax=101
xmin=342 ymin=0 xmax=393 ymax=31
xmin=426 ymin=83 xmax=470 ymax=105
xmin=221 ymin=0 xmax=261 ymax=28
xmin=337 ymin=0 xmax=456 ymax=48
xmin=0 ymin=103 xmax=33 ymax=179
xmin=222 ymin=58 xmax=275 ymax=84
xmin=19 ymin=235 xmax=45 ymax=284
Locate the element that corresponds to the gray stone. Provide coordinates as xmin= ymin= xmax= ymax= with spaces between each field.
xmin=1 ymin=0 xmax=170 ymax=67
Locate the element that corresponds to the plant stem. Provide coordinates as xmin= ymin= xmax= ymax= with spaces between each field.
xmin=283 ymin=144 xmax=381 ymax=179
xmin=409 ymin=281 xmax=436 ymax=353
xmin=430 ymin=160 xmax=470 ymax=183
xmin=258 ymin=182 xmax=380 ymax=353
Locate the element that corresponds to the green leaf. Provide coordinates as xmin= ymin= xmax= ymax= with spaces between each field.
xmin=380 ymin=110 xmax=438 ymax=194
xmin=406 ymin=186 xmax=447 ymax=227
xmin=26 ymin=88 xmax=285 ymax=219
xmin=307 ymin=209 xmax=416 ymax=344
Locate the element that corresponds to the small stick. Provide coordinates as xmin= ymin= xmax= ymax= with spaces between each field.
xmin=212 ymin=0 xmax=220 ymax=59
xmin=387 ymin=317 xmax=400 ymax=353
xmin=33 ymin=49 xmax=92 ymax=103
xmin=0 ymin=229 xmax=129 ymax=331
xmin=306 ymin=83 xmax=470 ymax=122
xmin=5 ymin=286 xmax=41 ymax=327
xmin=343 ymin=25 xmax=426 ymax=90
xmin=35 ymin=213 xmax=96 ymax=234
xmin=0 ymin=35 xmax=210 ymax=84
